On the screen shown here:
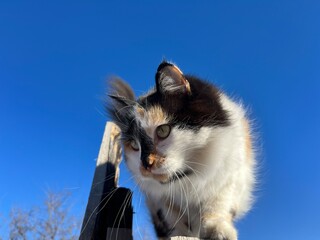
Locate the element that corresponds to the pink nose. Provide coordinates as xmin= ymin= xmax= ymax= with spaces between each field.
xmin=146 ymin=153 xmax=157 ymax=169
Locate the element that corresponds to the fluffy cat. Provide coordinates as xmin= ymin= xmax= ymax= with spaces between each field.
xmin=107 ymin=61 xmax=255 ymax=240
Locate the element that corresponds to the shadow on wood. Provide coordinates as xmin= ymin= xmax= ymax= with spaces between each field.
xmin=80 ymin=122 xmax=133 ymax=240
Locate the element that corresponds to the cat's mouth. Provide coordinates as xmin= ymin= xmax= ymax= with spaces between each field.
xmin=140 ymin=166 xmax=170 ymax=183
xmin=166 ymin=168 xmax=193 ymax=184
xmin=140 ymin=166 xmax=193 ymax=184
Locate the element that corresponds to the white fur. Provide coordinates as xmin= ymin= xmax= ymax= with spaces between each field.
xmin=123 ymin=93 xmax=255 ymax=239
xmin=160 ymin=74 xmax=186 ymax=93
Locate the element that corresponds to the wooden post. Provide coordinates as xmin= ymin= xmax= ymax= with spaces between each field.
xmin=80 ymin=122 xmax=133 ymax=240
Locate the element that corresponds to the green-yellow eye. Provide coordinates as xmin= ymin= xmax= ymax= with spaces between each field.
xmin=156 ymin=124 xmax=171 ymax=139
xmin=130 ymin=139 xmax=139 ymax=151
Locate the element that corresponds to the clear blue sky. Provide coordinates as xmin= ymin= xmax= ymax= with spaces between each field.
xmin=1 ymin=1 xmax=320 ymax=239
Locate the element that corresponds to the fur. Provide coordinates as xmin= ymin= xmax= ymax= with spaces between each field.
xmin=107 ymin=61 xmax=256 ymax=240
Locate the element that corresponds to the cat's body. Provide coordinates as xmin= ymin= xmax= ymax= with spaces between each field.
xmin=108 ymin=61 xmax=255 ymax=240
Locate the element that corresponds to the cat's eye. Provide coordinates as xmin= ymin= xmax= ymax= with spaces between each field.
xmin=156 ymin=124 xmax=171 ymax=139
xmin=130 ymin=139 xmax=139 ymax=151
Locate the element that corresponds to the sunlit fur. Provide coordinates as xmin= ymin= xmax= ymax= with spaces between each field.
xmin=108 ymin=61 xmax=256 ymax=240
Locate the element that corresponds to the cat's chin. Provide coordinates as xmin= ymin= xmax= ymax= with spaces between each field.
xmin=139 ymin=166 xmax=170 ymax=183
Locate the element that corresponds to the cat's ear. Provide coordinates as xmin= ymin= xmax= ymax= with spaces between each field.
xmin=155 ymin=61 xmax=191 ymax=95
xmin=106 ymin=77 xmax=136 ymax=122
xmin=108 ymin=77 xmax=135 ymax=105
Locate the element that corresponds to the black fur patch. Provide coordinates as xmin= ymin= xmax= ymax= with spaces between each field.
xmin=113 ymin=113 xmax=153 ymax=170
xmin=139 ymin=129 xmax=154 ymax=169
xmin=108 ymin=63 xmax=229 ymax=132
xmin=153 ymin=209 xmax=173 ymax=238
xmin=138 ymin=74 xmax=230 ymax=131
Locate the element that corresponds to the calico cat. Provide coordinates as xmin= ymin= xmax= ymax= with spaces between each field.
xmin=107 ymin=61 xmax=255 ymax=240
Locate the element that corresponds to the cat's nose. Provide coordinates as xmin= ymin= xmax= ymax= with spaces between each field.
xmin=146 ymin=154 xmax=157 ymax=170
xmin=142 ymin=160 xmax=153 ymax=171
xmin=141 ymin=153 xmax=155 ymax=170
xmin=142 ymin=153 xmax=165 ymax=170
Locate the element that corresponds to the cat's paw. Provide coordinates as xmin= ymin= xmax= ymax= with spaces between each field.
xmin=200 ymin=219 xmax=237 ymax=240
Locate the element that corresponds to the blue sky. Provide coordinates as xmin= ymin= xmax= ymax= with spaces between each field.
xmin=1 ymin=0 xmax=320 ymax=239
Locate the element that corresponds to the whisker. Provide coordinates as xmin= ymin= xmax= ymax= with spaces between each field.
xmin=179 ymin=167 xmax=203 ymax=236
xmin=113 ymin=188 xmax=135 ymax=240
xmin=177 ymin=169 xmax=191 ymax=234
xmin=80 ymin=187 xmax=119 ymax=236
xmin=169 ymin=170 xmax=188 ymax=231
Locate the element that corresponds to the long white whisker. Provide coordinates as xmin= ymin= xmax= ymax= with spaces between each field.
xmin=178 ymin=169 xmax=191 ymax=234
xmin=80 ymin=187 xmax=118 ymax=236
xmin=179 ymin=167 xmax=203 ymax=236
xmin=165 ymin=178 xmax=174 ymax=219
xmin=111 ymin=189 xmax=133 ymax=239
xmin=170 ymin=171 xmax=188 ymax=231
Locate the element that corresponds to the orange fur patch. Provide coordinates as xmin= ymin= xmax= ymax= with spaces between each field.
xmin=135 ymin=105 xmax=168 ymax=134
xmin=136 ymin=106 xmax=145 ymax=118
xmin=140 ymin=152 xmax=167 ymax=181
xmin=145 ymin=105 xmax=167 ymax=125
xmin=148 ymin=153 xmax=157 ymax=166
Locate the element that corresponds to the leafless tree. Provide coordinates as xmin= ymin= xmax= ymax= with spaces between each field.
xmin=35 ymin=191 xmax=79 ymax=240
xmin=9 ymin=208 xmax=35 ymax=240
xmin=6 ymin=190 xmax=80 ymax=240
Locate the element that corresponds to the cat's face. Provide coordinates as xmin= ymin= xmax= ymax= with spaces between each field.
xmin=108 ymin=62 xmax=229 ymax=184
xmin=123 ymin=104 xmax=187 ymax=184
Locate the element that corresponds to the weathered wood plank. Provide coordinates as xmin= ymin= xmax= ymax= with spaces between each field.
xmin=80 ymin=122 xmax=133 ymax=240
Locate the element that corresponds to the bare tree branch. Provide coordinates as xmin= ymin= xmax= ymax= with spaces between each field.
xmin=9 ymin=208 xmax=35 ymax=240
xmin=5 ymin=190 xmax=81 ymax=240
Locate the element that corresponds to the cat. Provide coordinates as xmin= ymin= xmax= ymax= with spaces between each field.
xmin=107 ymin=61 xmax=256 ymax=240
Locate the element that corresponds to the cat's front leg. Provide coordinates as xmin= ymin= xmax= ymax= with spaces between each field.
xmin=200 ymin=212 xmax=237 ymax=240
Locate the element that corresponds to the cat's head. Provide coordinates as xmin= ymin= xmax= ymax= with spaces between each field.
xmin=107 ymin=61 xmax=229 ymax=184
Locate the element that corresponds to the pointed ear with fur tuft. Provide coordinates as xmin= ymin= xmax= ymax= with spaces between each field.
xmin=106 ymin=77 xmax=136 ymax=124
xmin=155 ymin=61 xmax=191 ymax=95
xmin=108 ymin=94 xmax=134 ymax=107
xmin=108 ymin=77 xmax=135 ymax=101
